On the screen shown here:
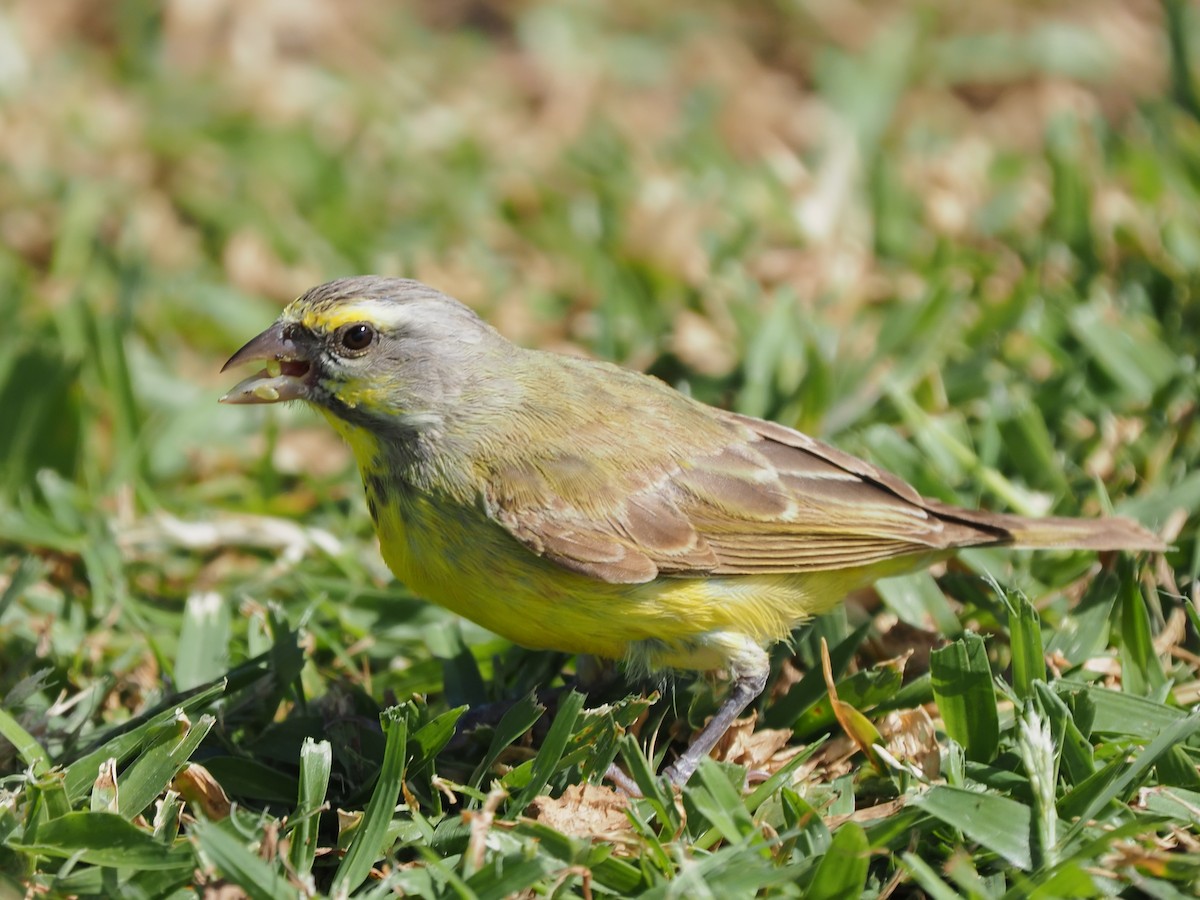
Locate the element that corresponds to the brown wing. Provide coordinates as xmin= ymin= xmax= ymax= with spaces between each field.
xmin=689 ymin=413 xmax=1007 ymax=574
xmin=481 ymin=451 xmax=721 ymax=583
xmin=477 ymin=369 xmax=1005 ymax=584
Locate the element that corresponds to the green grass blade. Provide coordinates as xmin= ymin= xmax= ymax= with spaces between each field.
xmin=512 ymin=820 xmax=646 ymax=894
xmin=1035 ymin=682 xmax=1095 ymax=786
xmin=806 ymin=821 xmax=869 ymax=900
xmin=20 ymin=811 xmax=194 ymax=870
xmin=763 ymin=622 xmax=870 ymax=729
xmin=49 ymin=863 xmax=194 ymax=898
xmin=743 ymin=736 xmax=827 ymax=814
xmin=0 ymin=705 xmax=51 ymax=776
xmin=153 ymin=790 xmax=183 ymax=844
xmin=1006 ymin=590 xmax=1046 ymax=700
xmin=64 ymin=680 xmax=227 ymax=802
xmin=190 ymin=817 xmax=295 ymax=900
xmin=465 ymin=854 xmax=555 ymax=900
xmin=687 ymin=758 xmax=757 ymax=845
xmin=410 ymin=705 xmax=468 ymax=772
xmin=780 ymin=788 xmax=831 ymax=858
xmin=290 ymin=738 xmax=332 ymax=879
xmin=1056 ymin=755 xmax=1126 ymax=824
xmin=615 ymin=734 xmax=680 ymax=835
xmin=931 ymin=632 xmax=1000 ymax=763
xmin=117 ymin=712 xmax=216 ymax=820
xmin=911 ymin=785 xmax=1032 ymax=870
xmin=331 ymin=705 xmax=409 ymax=897
xmin=1116 ymin=573 xmax=1167 ymax=698
xmin=174 ymin=591 xmax=232 ymax=692
xmin=900 ymin=851 xmax=962 ymax=900
xmin=1061 ymin=710 xmax=1200 ymax=843
xmin=1067 ymin=300 xmax=1175 ymax=404
xmin=507 ymin=689 xmax=584 ymax=811
xmin=467 ymin=692 xmax=544 ymax=791
xmin=1052 ymin=680 xmax=1185 ymax=737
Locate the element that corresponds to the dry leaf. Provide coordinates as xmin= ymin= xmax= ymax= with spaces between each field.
xmin=712 ymin=713 xmax=798 ymax=774
xmin=93 ymin=758 xmax=119 ymax=813
xmin=172 ymin=763 xmax=231 ymax=820
xmin=527 ymin=783 xmax=632 ymax=840
xmin=466 ymin=785 xmax=507 ymax=871
xmin=878 ymin=707 xmax=940 ymax=780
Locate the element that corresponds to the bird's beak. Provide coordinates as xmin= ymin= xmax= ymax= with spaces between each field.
xmin=219 ymin=321 xmax=315 ymax=405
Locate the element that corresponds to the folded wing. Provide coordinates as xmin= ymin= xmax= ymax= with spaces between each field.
xmin=480 ymin=403 xmax=1007 ymax=584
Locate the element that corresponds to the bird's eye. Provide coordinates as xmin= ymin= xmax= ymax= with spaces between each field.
xmin=338 ymin=323 xmax=375 ymax=353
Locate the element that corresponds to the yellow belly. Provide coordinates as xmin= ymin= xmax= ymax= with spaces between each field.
xmin=366 ymin=473 xmax=914 ymax=670
xmin=327 ymin=413 xmax=928 ymax=673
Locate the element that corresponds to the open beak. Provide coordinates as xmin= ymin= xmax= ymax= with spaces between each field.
xmin=219 ymin=321 xmax=315 ymax=405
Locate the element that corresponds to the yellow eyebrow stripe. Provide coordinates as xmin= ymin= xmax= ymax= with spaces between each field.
xmin=289 ymin=299 xmax=408 ymax=333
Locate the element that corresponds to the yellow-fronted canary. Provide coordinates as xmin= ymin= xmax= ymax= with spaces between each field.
xmin=222 ymin=276 xmax=1163 ymax=784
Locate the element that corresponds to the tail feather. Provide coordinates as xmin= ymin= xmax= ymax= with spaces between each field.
xmin=1000 ymin=514 xmax=1166 ymax=552
xmin=924 ymin=500 xmax=1166 ymax=552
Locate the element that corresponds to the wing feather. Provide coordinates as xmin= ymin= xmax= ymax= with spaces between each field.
xmin=478 ymin=368 xmax=1002 ymax=584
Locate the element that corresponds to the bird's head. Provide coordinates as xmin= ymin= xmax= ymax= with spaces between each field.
xmin=221 ymin=276 xmax=508 ymax=441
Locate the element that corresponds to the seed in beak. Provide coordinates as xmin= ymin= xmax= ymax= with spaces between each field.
xmin=266 ymin=359 xmax=282 ymax=377
xmin=253 ymin=383 xmax=281 ymax=401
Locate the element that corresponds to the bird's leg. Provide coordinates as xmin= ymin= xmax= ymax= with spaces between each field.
xmin=662 ymin=644 xmax=770 ymax=786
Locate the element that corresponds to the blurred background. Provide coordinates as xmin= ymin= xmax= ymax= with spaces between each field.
xmin=2 ymin=0 xmax=1198 ymax=767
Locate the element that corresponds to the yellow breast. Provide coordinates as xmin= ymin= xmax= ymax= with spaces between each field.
xmin=329 ymin=412 xmax=918 ymax=672
xmin=363 ymin=468 xmax=895 ymax=668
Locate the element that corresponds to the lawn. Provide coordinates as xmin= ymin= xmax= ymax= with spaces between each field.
xmin=2 ymin=1 xmax=1200 ymax=897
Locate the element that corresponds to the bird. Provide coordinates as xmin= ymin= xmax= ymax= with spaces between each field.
xmin=221 ymin=275 xmax=1164 ymax=786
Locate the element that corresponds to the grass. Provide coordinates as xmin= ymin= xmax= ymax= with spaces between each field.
xmin=2 ymin=1 xmax=1200 ymax=896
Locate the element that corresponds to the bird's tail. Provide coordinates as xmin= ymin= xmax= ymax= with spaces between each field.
xmin=1001 ymin=514 xmax=1165 ymax=552
xmin=926 ymin=501 xmax=1167 ymax=553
